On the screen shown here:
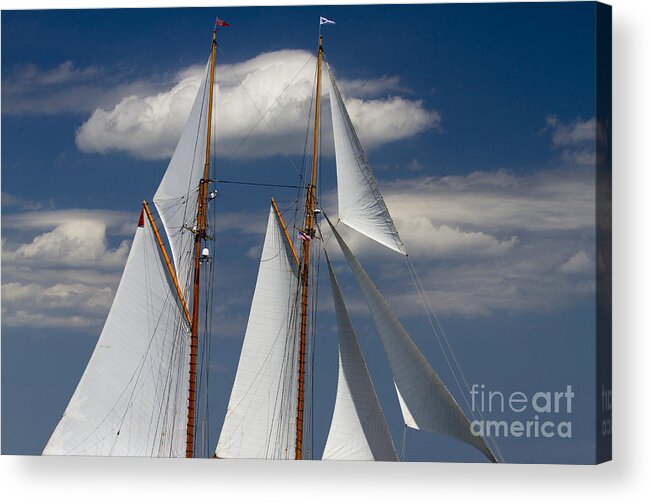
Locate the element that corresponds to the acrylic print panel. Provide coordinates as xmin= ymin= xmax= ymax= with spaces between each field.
xmin=0 ymin=2 xmax=611 ymax=464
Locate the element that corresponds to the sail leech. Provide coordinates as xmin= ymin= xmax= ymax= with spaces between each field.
xmin=322 ymin=253 xmax=398 ymax=461
xmin=326 ymin=217 xmax=497 ymax=462
xmin=326 ymin=61 xmax=406 ymax=256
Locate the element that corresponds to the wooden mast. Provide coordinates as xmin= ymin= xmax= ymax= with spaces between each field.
xmin=186 ymin=27 xmax=218 ymax=458
xmin=295 ymin=35 xmax=323 ymax=460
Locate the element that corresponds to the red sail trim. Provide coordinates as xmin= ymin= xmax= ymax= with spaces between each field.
xmin=138 ymin=209 xmax=145 ymax=228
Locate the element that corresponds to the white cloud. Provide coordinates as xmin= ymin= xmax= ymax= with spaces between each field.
xmin=2 ymin=209 xmax=133 ymax=330
xmin=546 ymin=115 xmax=595 ymax=147
xmin=383 ymin=167 xmax=595 ymax=235
xmin=343 ymin=96 xmax=439 ymax=149
xmin=2 ymin=61 xmax=163 ymax=116
xmin=0 ymin=165 xmax=596 ymax=329
xmin=75 ymin=50 xmax=440 ymax=160
xmin=336 ymin=218 xmax=517 ymax=260
xmin=2 ymin=208 xmax=135 ymax=269
xmin=560 ymin=250 xmax=593 ymax=274
xmin=2 ymin=282 xmax=114 ymax=311
xmin=406 ymin=159 xmax=425 ymax=172
xmin=1 ymin=191 xmax=52 ymax=211
xmin=8 ymin=221 xmax=130 ymax=268
xmin=75 ymin=65 xmax=207 ymax=159
xmin=324 ymin=165 xmax=596 ymax=318
xmin=1 ymin=274 xmax=119 ymax=330
xmin=2 ymin=208 xmax=134 ymax=233
xmin=19 ymin=60 xmax=100 ymax=86
xmin=544 ymin=115 xmax=596 ymax=166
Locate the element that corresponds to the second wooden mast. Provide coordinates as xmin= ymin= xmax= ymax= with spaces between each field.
xmin=295 ymin=35 xmax=323 ymax=460
xmin=186 ymin=27 xmax=218 ymax=458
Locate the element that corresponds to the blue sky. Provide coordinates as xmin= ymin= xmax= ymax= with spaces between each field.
xmin=2 ymin=3 xmax=600 ymax=462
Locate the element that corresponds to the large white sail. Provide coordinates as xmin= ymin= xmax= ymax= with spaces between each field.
xmin=43 ymin=211 xmax=190 ymax=457
xmin=215 ymin=205 xmax=300 ymax=459
xmin=326 ymin=218 xmax=497 ymax=462
xmin=326 ymin=62 xmax=406 ymax=255
xmin=322 ymin=254 xmax=398 ymax=461
xmin=153 ymin=59 xmax=211 ymax=295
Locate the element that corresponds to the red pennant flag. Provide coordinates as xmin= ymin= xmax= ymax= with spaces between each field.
xmin=215 ymin=17 xmax=230 ymax=28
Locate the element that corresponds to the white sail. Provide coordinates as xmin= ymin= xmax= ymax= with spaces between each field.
xmin=43 ymin=211 xmax=190 ymax=457
xmin=215 ymin=205 xmax=300 ymax=459
xmin=153 ymin=59 xmax=211 ymax=295
xmin=322 ymin=254 xmax=398 ymax=461
xmin=326 ymin=62 xmax=406 ymax=255
xmin=326 ymin=218 xmax=497 ymax=462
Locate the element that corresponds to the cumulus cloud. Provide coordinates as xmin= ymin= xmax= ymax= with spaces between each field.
xmin=342 ymin=96 xmax=439 ymax=149
xmin=544 ymin=115 xmax=597 ymax=166
xmin=75 ymin=50 xmax=440 ymax=160
xmin=324 ymin=164 xmax=596 ymax=318
xmin=2 ymin=207 xmax=134 ymax=329
xmin=7 ymin=221 xmax=131 ymax=268
xmin=559 ymin=250 xmax=593 ymax=274
xmin=1 ymin=165 xmax=597 ymax=328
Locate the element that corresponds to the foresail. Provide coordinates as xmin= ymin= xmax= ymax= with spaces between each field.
xmin=153 ymin=59 xmax=211 ymax=296
xmin=43 ymin=212 xmax=190 ymax=457
xmin=215 ymin=205 xmax=300 ymax=459
xmin=326 ymin=62 xmax=406 ymax=255
xmin=322 ymin=254 xmax=398 ymax=461
xmin=326 ymin=218 xmax=497 ymax=462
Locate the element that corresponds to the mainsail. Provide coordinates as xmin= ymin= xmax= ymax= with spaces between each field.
xmin=153 ymin=59 xmax=212 ymax=295
xmin=326 ymin=62 xmax=406 ymax=256
xmin=326 ymin=218 xmax=497 ymax=462
xmin=322 ymin=254 xmax=398 ymax=461
xmin=43 ymin=212 xmax=190 ymax=457
xmin=215 ymin=205 xmax=301 ymax=459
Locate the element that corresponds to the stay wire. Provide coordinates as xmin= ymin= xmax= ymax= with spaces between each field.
xmin=217 ymin=44 xmax=311 ymax=181
xmin=403 ymin=256 xmax=505 ymax=463
xmin=216 ymin=179 xmax=302 ymax=189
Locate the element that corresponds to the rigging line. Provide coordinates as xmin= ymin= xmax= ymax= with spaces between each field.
xmin=203 ymin=198 xmax=216 ymax=456
xmin=216 ymin=300 xmax=296 ymax=427
xmin=196 ymin=107 xmax=218 ymax=458
xmin=318 ymin=210 xmax=502 ymax=462
xmin=404 ymin=256 xmax=505 ymax=462
xmin=327 ymin=60 xmax=404 ymax=252
xmin=114 ymin=238 xmax=178 ymax=452
xmin=399 ymin=424 xmax=408 ymax=461
xmin=206 ymin=242 xmax=215 ymax=455
xmin=217 ymin=44 xmax=311 ymax=179
xmin=402 ymin=256 xmax=505 ymax=463
xmin=150 ymin=235 xmax=195 ymax=458
xmin=309 ymin=237 xmax=322 ymax=458
xmin=307 ymin=112 xmax=325 ymax=458
xmin=217 ymin=179 xmax=303 ymax=189
xmin=265 ymin=282 xmax=301 ymax=459
xmin=292 ymin=54 xmax=318 ymax=242
xmin=176 ymin=65 xmax=210 ymax=257
xmin=64 ymin=229 xmax=173 ymax=455
xmin=217 ymin=281 xmax=301 ymax=457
